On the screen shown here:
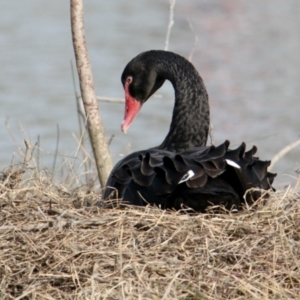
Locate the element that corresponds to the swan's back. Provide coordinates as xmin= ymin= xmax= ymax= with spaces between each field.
xmin=102 ymin=141 xmax=276 ymax=212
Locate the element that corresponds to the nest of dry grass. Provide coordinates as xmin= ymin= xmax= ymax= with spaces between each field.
xmin=1 ymin=164 xmax=300 ymax=300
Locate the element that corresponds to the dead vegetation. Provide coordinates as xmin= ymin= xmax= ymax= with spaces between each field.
xmin=0 ymin=160 xmax=299 ymax=300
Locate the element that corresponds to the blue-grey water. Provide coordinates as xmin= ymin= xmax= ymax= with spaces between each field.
xmin=1 ymin=0 xmax=300 ymax=188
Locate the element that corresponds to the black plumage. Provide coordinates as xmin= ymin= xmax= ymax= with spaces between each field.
xmin=100 ymin=50 xmax=276 ymax=212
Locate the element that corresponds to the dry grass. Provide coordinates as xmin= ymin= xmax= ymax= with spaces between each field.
xmin=1 ymin=164 xmax=300 ymax=300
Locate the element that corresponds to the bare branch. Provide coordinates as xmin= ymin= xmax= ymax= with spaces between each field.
xmin=70 ymin=0 xmax=113 ymax=187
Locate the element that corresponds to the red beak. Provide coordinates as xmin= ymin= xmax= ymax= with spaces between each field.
xmin=121 ymin=79 xmax=142 ymax=133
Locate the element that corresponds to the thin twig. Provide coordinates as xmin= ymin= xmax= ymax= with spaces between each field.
xmin=95 ymin=95 xmax=162 ymax=103
xmin=71 ymin=60 xmax=86 ymax=136
xmin=108 ymin=134 xmax=115 ymax=146
xmin=164 ymin=0 xmax=176 ymax=51
xmin=208 ymin=124 xmax=214 ymax=146
xmin=51 ymin=124 xmax=60 ymax=179
xmin=269 ymin=137 xmax=300 ymax=171
xmin=5 ymin=117 xmax=19 ymax=148
xmin=72 ymin=133 xmax=95 ymax=163
xmin=96 ymin=96 xmax=124 ymax=103
xmin=187 ymin=17 xmax=198 ymax=62
xmin=37 ymin=135 xmax=40 ymax=173
xmin=23 ymin=140 xmax=34 ymax=168
xmin=71 ymin=60 xmax=89 ymax=180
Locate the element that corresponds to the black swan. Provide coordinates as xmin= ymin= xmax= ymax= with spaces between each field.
xmin=101 ymin=50 xmax=276 ymax=212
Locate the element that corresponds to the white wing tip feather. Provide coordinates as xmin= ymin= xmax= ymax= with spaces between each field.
xmin=179 ymin=170 xmax=195 ymax=184
xmin=225 ymin=159 xmax=241 ymax=169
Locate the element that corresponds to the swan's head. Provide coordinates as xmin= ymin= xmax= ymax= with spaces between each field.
xmin=120 ymin=52 xmax=165 ymax=133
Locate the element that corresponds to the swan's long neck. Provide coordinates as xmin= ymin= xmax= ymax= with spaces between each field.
xmin=157 ymin=53 xmax=210 ymax=152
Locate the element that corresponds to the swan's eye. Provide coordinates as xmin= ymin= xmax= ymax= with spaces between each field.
xmin=126 ymin=76 xmax=133 ymax=84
